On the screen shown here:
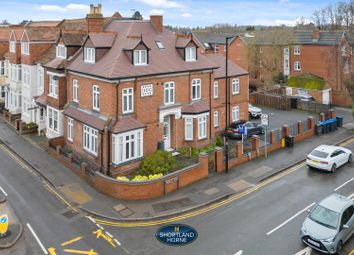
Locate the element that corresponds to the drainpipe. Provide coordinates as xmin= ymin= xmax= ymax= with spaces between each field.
xmin=209 ymin=71 xmax=212 ymax=140
xmin=107 ymin=81 xmax=119 ymax=175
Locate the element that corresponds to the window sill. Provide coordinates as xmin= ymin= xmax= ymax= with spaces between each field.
xmin=112 ymin=156 xmax=143 ymax=167
xmin=198 ymin=137 xmax=208 ymax=141
xmin=48 ymin=127 xmax=59 ymax=134
xmin=48 ymin=94 xmax=58 ymax=99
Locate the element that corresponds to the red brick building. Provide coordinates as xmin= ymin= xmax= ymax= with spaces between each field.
xmin=49 ymin=12 xmax=249 ymax=175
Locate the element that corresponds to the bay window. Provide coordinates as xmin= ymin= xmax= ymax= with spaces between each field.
xmin=112 ymin=129 xmax=143 ymax=165
xmin=83 ymin=125 xmax=98 ymax=156
xmin=198 ymin=115 xmax=207 ymax=140
xmin=185 ymin=118 xmax=193 ymax=141
xmin=48 ymin=107 xmax=58 ymax=132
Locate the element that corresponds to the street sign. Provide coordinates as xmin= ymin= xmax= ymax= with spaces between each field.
xmin=0 ymin=214 xmax=8 ymax=236
xmin=261 ymin=114 xmax=269 ymax=126
xmin=238 ymin=125 xmax=247 ymax=135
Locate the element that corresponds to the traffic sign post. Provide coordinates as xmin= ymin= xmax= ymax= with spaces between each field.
xmin=0 ymin=214 xmax=9 ymax=237
xmin=261 ymin=114 xmax=269 ymax=158
xmin=239 ymin=125 xmax=247 ymax=154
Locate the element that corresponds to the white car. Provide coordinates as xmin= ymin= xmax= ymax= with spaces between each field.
xmin=248 ymin=104 xmax=262 ymax=118
xmin=306 ymin=145 xmax=352 ymax=172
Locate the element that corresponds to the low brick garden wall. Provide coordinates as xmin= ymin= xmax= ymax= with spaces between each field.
xmin=214 ymin=116 xmax=315 ymax=173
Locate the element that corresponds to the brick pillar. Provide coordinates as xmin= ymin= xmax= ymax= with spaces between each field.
xmin=236 ymin=142 xmax=243 ymax=158
xmin=251 ymin=135 xmax=260 ymax=152
xmin=56 ymin=145 xmax=61 ymax=156
xmin=80 ymin=162 xmax=88 ymax=178
xmin=307 ymin=116 xmax=314 ymax=130
xmin=102 ymin=127 xmax=109 ymax=175
xmin=320 ymin=113 xmax=325 ymax=122
xmin=269 ymin=130 xmax=276 ymax=144
xmin=198 ymin=152 xmax=209 ymax=178
xmin=214 ymin=147 xmax=224 ymax=173
xmin=297 ymin=121 xmax=303 ymax=134
xmin=329 ymin=109 xmax=336 ymax=120
xmin=282 ymin=125 xmax=290 ymax=137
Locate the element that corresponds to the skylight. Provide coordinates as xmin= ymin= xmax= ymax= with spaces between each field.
xmin=156 ymin=41 xmax=165 ymax=49
xmin=204 ymin=42 xmax=210 ymax=47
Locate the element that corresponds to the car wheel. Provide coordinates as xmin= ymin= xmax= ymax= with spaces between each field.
xmin=336 ymin=241 xmax=343 ymax=255
xmin=348 ymin=154 xmax=353 ymax=164
xmin=331 ymin=164 xmax=337 ymax=173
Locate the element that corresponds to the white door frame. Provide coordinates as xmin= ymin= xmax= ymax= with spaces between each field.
xmin=163 ymin=115 xmax=171 ymax=150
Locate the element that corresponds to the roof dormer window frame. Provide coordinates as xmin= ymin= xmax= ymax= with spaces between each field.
xmin=9 ymin=41 xmax=16 ymax=53
xmin=185 ymin=46 xmax=197 ymax=62
xmin=21 ymin=41 xmax=29 ymax=55
xmin=56 ymin=44 xmax=67 ymax=59
xmin=133 ymin=49 xmax=148 ymax=66
xmin=84 ymin=47 xmax=95 ymax=64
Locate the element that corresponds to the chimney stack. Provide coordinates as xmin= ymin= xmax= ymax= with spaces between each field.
xmin=86 ymin=3 xmax=104 ymax=33
xmin=312 ymin=31 xmax=320 ymax=41
xmin=150 ymin=15 xmax=163 ymax=33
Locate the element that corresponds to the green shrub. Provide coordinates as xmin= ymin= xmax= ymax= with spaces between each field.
xmin=140 ymin=150 xmax=176 ymax=176
xmin=26 ymin=122 xmax=38 ymax=129
xmin=215 ymin=136 xmax=223 ymax=147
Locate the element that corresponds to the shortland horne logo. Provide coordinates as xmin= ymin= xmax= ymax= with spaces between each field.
xmin=155 ymin=224 xmax=198 ymax=246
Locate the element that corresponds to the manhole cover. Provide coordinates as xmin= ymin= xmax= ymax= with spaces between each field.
xmin=152 ymin=197 xmax=195 ymax=213
xmin=119 ymin=208 xmax=134 ymax=218
xmin=62 ymin=210 xmax=79 ymax=219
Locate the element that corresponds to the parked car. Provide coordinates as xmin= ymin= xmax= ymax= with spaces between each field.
xmin=224 ymin=121 xmax=264 ymax=140
xmin=300 ymin=193 xmax=354 ymax=254
xmin=292 ymin=94 xmax=315 ymax=102
xmin=248 ymin=103 xmax=262 ymax=118
xmin=306 ymin=145 xmax=352 ymax=172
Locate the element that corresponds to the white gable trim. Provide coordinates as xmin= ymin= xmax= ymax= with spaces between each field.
xmin=20 ymin=29 xmax=30 ymax=43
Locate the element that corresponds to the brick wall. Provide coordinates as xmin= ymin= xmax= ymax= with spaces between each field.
xmin=80 ymin=153 xmax=209 ymax=200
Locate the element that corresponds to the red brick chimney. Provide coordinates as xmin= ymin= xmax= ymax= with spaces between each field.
xmin=312 ymin=31 xmax=320 ymax=40
xmin=86 ymin=4 xmax=104 ymax=33
xmin=150 ymin=15 xmax=163 ymax=33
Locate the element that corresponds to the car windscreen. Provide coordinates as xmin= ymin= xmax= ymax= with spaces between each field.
xmin=311 ymin=150 xmax=329 ymax=159
xmin=309 ymin=205 xmax=339 ymax=230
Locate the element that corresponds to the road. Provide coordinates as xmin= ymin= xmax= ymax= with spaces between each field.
xmin=101 ymin=141 xmax=354 ymax=255
xmin=0 ymin=142 xmax=126 ymax=255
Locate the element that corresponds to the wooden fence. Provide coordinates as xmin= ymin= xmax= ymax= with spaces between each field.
xmin=250 ymin=92 xmax=291 ymax=110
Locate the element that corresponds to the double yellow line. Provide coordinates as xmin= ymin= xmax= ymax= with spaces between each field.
xmin=94 ymin=162 xmax=306 ymax=228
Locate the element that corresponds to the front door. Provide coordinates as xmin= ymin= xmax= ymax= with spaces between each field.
xmin=163 ymin=116 xmax=171 ymax=150
xmin=322 ymin=90 xmax=330 ymax=105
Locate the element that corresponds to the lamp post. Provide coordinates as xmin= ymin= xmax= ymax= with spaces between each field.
xmin=224 ymin=36 xmax=235 ymax=174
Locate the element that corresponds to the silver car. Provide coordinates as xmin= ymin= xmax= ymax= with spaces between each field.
xmin=300 ymin=194 xmax=354 ymax=254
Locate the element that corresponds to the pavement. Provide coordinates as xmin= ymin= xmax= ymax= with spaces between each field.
xmin=0 ymin=107 xmax=352 ymax=222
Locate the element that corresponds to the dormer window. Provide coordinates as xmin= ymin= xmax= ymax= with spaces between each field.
xmin=84 ymin=47 xmax=95 ymax=63
xmin=185 ymin=47 xmax=196 ymax=62
xmin=56 ymin=44 xmax=67 ymax=59
xmin=21 ymin=42 xmax=29 ymax=55
xmin=133 ymin=50 xmax=147 ymax=66
xmin=10 ymin=41 xmax=16 ymax=53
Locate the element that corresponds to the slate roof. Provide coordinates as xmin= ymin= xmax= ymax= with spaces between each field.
xmin=111 ymin=116 xmax=146 ymax=133
xmin=238 ymin=30 xmax=294 ymax=46
xmin=63 ymin=104 xmax=108 ymax=130
xmin=293 ymin=31 xmax=345 ymax=45
xmin=192 ymin=32 xmax=241 ymax=49
xmin=206 ymin=54 xmax=248 ymax=79
xmin=182 ymin=101 xmax=210 ymax=114
xmin=67 ymin=20 xmax=218 ymax=80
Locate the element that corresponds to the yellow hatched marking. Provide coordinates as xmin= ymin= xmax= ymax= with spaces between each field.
xmin=93 ymin=229 xmax=116 ymax=248
xmin=63 ymin=249 xmax=98 ymax=255
xmin=61 ymin=236 xmax=83 ymax=247
xmin=48 ymin=247 xmax=57 ymax=255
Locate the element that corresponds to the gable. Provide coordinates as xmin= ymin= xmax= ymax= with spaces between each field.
xmin=9 ymin=30 xmax=17 ymax=42
xmin=20 ymin=30 xmax=30 ymax=43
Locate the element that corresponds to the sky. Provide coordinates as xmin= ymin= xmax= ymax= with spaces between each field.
xmin=0 ymin=0 xmax=334 ymax=27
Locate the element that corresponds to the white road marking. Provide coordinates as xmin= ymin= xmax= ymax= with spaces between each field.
xmin=0 ymin=186 xmax=8 ymax=196
xmin=266 ymin=203 xmax=315 ymax=236
xmin=334 ymin=177 xmax=354 ymax=191
xmin=26 ymin=223 xmax=48 ymax=255
xmin=96 ymin=223 xmax=104 ymax=230
xmin=114 ymin=238 xmax=121 ymax=246
xmin=348 ymin=193 xmax=354 ymax=200
xmin=234 ymin=250 xmax=243 ymax=255
xmin=294 ymin=246 xmax=312 ymax=255
xmin=87 ymin=216 xmax=96 ymax=224
xmin=105 ymin=231 xmax=113 ymax=238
